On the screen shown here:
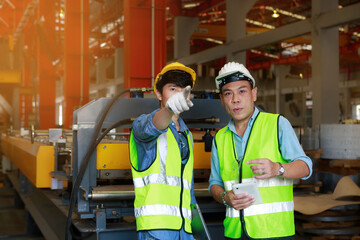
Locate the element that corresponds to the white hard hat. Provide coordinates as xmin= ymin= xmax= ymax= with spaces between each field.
xmin=215 ymin=62 xmax=255 ymax=90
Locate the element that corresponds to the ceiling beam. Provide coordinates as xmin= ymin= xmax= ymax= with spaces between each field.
xmin=175 ymin=2 xmax=360 ymax=65
xmin=185 ymin=0 xmax=225 ymax=16
xmin=317 ymin=3 xmax=360 ymax=29
xmin=0 ymin=94 xmax=13 ymax=115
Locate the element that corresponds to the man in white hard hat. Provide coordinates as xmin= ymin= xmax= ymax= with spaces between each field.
xmin=209 ymin=62 xmax=313 ymax=239
xmin=129 ymin=62 xmax=197 ymax=240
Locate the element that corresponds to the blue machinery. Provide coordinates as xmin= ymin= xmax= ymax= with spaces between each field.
xmin=1 ymin=93 xmax=231 ymax=240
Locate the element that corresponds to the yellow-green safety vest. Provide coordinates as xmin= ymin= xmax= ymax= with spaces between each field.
xmin=215 ymin=112 xmax=294 ymax=239
xmin=129 ymin=130 xmax=194 ymax=233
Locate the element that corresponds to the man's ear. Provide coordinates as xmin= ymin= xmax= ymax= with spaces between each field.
xmin=155 ymin=89 xmax=162 ymax=101
xmin=220 ymin=92 xmax=224 ymax=107
xmin=252 ymin=87 xmax=257 ymax=102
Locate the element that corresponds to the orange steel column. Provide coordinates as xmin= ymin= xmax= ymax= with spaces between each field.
xmin=20 ymin=63 xmax=33 ymax=128
xmin=124 ymin=0 xmax=166 ymax=89
xmin=37 ymin=0 xmax=56 ymax=129
xmin=21 ymin=24 xmax=34 ymax=128
xmin=63 ymin=0 xmax=89 ymax=129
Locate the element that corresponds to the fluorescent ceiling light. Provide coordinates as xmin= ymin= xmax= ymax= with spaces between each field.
xmin=5 ymin=0 xmax=15 ymax=9
xmin=250 ymin=49 xmax=279 ymax=59
xmin=205 ymin=38 xmax=223 ymax=44
xmin=339 ymin=26 xmax=360 ymax=38
xmin=184 ymin=3 xmax=200 ymax=8
xmin=0 ymin=17 xmax=9 ymax=27
xmin=245 ymin=18 xmax=275 ymax=29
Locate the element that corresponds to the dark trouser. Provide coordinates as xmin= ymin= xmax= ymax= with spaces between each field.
xmin=225 ymin=236 xmax=294 ymax=240
xmin=225 ymin=236 xmax=250 ymax=240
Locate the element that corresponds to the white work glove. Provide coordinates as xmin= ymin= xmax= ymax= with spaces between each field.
xmin=166 ymin=85 xmax=193 ymax=115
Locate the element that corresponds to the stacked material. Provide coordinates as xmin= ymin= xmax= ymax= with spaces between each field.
xmin=320 ymin=124 xmax=360 ymax=159
xmin=295 ymin=176 xmax=360 ymax=215
xmin=301 ymin=127 xmax=319 ymax=150
xmin=294 ymin=177 xmax=360 ymax=238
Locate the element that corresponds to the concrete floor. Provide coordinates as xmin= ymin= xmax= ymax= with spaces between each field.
xmin=0 ymin=173 xmax=44 ymax=240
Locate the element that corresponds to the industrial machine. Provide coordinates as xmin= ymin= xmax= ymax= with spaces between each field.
xmin=1 ymin=89 xmax=230 ymax=240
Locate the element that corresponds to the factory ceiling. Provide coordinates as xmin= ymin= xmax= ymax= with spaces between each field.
xmin=0 ymin=0 xmax=359 ymax=72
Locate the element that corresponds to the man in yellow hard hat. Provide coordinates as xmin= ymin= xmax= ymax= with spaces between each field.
xmin=129 ymin=62 xmax=197 ymax=240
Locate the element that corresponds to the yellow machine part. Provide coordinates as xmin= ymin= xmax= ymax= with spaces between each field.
xmin=1 ymin=136 xmax=54 ymax=188
xmin=193 ymin=142 xmax=212 ymax=169
xmin=97 ymin=142 xmax=211 ymax=170
xmin=97 ymin=143 xmax=131 ymax=170
xmin=0 ymin=71 xmax=21 ymax=83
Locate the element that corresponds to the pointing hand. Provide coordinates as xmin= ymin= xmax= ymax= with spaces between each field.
xmin=166 ymin=86 xmax=193 ymax=115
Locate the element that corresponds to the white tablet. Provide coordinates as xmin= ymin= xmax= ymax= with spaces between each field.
xmin=232 ymin=182 xmax=262 ymax=205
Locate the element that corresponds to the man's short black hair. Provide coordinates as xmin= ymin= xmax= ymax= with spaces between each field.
xmin=155 ymin=70 xmax=193 ymax=94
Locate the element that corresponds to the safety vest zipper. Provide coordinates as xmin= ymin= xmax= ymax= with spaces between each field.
xmin=238 ymin=155 xmax=247 ymax=237
xmin=232 ymin=131 xmax=247 ymax=237
xmin=232 ymin=130 xmax=253 ymax=239
xmin=179 ymin=163 xmax=185 ymax=230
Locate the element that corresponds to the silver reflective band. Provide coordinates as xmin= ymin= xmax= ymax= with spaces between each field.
xmin=243 ymin=177 xmax=293 ymax=187
xmin=245 ymin=201 xmax=294 ymax=216
xmin=226 ymin=201 xmax=294 ymax=217
xmin=133 ymin=173 xmax=191 ymax=190
xmin=133 ymin=132 xmax=191 ymax=190
xmin=158 ymin=133 xmax=168 ymax=174
xmin=224 ymin=177 xmax=293 ymax=191
xmin=135 ymin=204 xmax=192 ymax=221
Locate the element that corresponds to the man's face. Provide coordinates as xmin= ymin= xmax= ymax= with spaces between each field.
xmin=220 ymin=80 xmax=257 ymax=124
xmin=155 ymin=83 xmax=190 ymax=108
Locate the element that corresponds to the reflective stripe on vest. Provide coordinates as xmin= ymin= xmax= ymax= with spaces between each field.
xmin=225 ymin=177 xmax=293 ymax=217
xmin=135 ymin=204 xmax=192 ymax=221
xmin=226 ymin=201 xmax=294 ymax=217
xmin=215 ymin=112 xmax=295 ymax=239
xmin=130 ymin=130 xmax=194 ymax=232
xmin=133 ymin=173 xmax=191 ymax=190
xmin=224 ymin=177 xmax=293 ymax=190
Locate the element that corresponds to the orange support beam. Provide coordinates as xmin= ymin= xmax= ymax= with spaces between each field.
xmin=124 ymin=0 xmax=166 ymax=89
xmin=63 ymin=0 xmax=89 ymax=129
xmin=37 ymin=0 xmax=56 ymax=129
xmin=21 ymin=24 xmax=34 ymax=128
xmin=247 ymin=52 xmax=311 ymax=70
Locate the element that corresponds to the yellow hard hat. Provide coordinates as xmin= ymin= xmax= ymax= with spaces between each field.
xmin=154 ymin=62 xmax=196 ymax=92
